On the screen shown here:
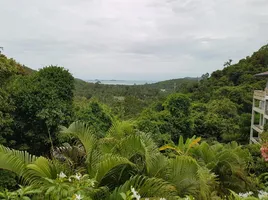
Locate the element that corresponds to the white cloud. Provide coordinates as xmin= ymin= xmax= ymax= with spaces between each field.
xmin=0 ymin=0 xmax=268 ymax=80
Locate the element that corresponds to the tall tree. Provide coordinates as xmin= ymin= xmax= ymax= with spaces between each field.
xmin=8 ymin=66 xmax=74 ymax=154
xmin=0 ymin=54 xmax=25 ymax=145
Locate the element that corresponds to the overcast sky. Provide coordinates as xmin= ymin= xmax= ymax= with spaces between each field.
xmin=1 ymin=0 xmax=268 ymax=80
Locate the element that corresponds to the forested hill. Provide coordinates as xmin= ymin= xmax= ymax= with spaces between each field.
xmin=210 ymin=44 xmax=268 ymax=86
xmin=74 ymin=77 xmax=198 ymax=100
xmin=191 ymin=44 xmax=268 ymax=112
xmin=182 ymin=44 xmax=268 ymax=143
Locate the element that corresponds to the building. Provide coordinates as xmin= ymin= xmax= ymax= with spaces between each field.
xmin=250 ymin=71 xmax=268 ymax=144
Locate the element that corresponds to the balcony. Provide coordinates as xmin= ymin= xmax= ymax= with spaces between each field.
xmin=252 ymin=124 xmax=263 ymax=133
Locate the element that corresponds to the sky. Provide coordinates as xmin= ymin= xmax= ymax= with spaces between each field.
xmin=0 ymin=0 xmax=268 ymax=81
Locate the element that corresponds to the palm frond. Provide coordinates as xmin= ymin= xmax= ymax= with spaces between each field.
xmin=166 ymin=156 xmax=200 ymax=197
xmin=99 ymin=137 xmax=118 ymax=154
xmin=111 ymin=132 xmax=162 ymax=177
xmin=0 ymin=145 xmax=38 ymax=164
xmin=60 ymin=121 xmax=100 ymax=175
xmin=191 ymin=141 xmax=254 ymax=194
xmin=95 ymin=154 xmax=135 ymax=184
xmin=106 ymin=120 xmax=135 ymax=140
xmin=0 ymin=144 xmax=38 ymax=182
xmin=108 ymin=175 xmax=177 ymax=200
xmin=139 ymin=133 xmax=165 ymax=175
xmin=197 ymin=167 xmax=218 ymax=200
xmin=112 ymin=134 xmax=144 ymax=159
xmin=191 ymin=142 xmax=216 ymax=166
xmin=26 ymin=157 xmax=58 ymax=182
xmin=60 ymin=121 xmax=98 ymax=159
xmin=145 ymin=153 xmax=169 ymax=179
xmin=0 ymin=144 xmax=64 ymax=185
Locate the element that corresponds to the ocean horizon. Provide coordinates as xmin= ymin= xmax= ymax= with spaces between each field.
xmin=86 ymin=79 xmax=157 ymax=85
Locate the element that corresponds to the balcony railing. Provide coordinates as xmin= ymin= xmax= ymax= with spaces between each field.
xmin=254 ymin=90 xmax=267 ymax=100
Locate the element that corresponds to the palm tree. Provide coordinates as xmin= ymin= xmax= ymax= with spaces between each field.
xmin=191 ymin=141 xmax=254 ymax=195
xmin=165 ymin=155 xmax=216 ymax=199
xmin=0 ymin=121 xmax=219 ymax=199
xmin=0 ymin=144 xmax=61 ymax=185
xmin=59 ymin=122 xmax=135 ymax=184
xmin=60 ymin=122 xmax=216 ymax=199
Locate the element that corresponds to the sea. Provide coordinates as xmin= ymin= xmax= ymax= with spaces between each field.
xmin=86 ymin=80 xmax=157 ymax=85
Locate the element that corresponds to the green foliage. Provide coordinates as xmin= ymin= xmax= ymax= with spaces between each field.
xmin=73 ymin=98 xmax=114 ymax=137
xmin=6 ymin=66 xmax=74 ymax=154
xmin=0 ymin=120 xmax=239 ymax=199
xmin=0 ymin=89 xmax=14 ymax=146
xmin=0 ymin=55 xmax=28 ymax=147
xmin=137 ymin=93 xmax=193 ymax=144
xmin=106 ymin=120 xmax=135 ymax=140
xmin=137 ymin=107 xmax=172 ymax=145
xmin=120 ymin=96 xmax=147 ymax=119
xmin=0 ymin=55 xmax=30 ymax=191
xmin=38 ymin=66 xmax=74 ymax=102
xmin=163 ymin=93 xmax=191 ymax=118
xmin=74 ymin=77 xmax=197 ymax=101
xmin=108 ymin=175 xmax=177 ymax=200
xmin=0 ymin=170 xmax=17 ymax=192
xmin=74 ymin=77 xmax=197 ymax=121
xmin=0 ymin=185 xmax=41 ymax=200
xmin=0 ymin=122 xmax=258 ymax=199
xmin=191 ymin=142 xmax=256 ymax=195
xmin=186 ymin=44 xmax=268 ymax=143
xmin=191 ymin=99 xmax=241 ymax=142
xmin=245 ymin=144 xmax=268 ymax=177
xmin=0 ymin=54 xmax=25 ymax=85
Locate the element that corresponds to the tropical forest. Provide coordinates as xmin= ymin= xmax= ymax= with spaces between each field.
xmin=1 ymin=43 xmax=268 ymax=200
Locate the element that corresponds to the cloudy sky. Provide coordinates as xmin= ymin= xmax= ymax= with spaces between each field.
xmin=0 ymin=0 xmax=268 ymax=80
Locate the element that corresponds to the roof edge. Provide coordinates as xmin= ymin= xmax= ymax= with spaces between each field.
xmin=255 ymin=71 xmax=268 ymax=77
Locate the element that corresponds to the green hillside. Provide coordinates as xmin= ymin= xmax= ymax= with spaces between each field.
xmin=192 ymin=44 xmax=268 ymax=111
